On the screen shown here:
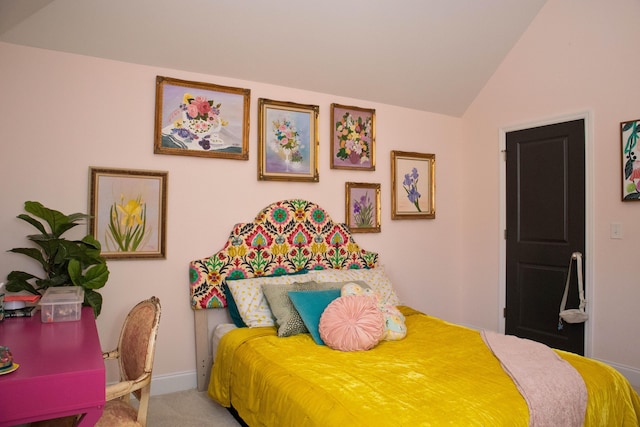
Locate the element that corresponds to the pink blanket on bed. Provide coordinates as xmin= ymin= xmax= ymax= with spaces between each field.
xmin=481 ymin=330 xmax=587 ymax=427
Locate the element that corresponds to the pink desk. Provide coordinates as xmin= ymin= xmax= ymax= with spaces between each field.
xmin=0 ymin=307 xmax=105 ymax=426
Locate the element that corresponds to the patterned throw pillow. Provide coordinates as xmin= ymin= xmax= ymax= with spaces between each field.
xmin=379 ymin=303 xmax=407 ymax=341
xmin=319 ymin=295 xmax=385 ymax=351
xmin=313 ymin=266 xmax=400 ymax=306
xmin=227 ymin=272 xmax=317 ymax=327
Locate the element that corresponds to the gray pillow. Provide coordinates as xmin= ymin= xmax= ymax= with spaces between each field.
xmin=262 ymin=280 xmax=369 ymax=337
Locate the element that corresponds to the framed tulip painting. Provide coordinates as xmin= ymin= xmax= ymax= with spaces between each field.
xmin=258 ymin=98 xmax=319 ymax=182
xmin=391 ymin=151 xmax=435 ymax=219
xmin=345 ymin=182 xmax=381 ymax=233
xmin=89 ymin=167 xmax=168 ymax=259
xmin=330 ymin=103 xmax=375 ymax=171
xmin=621 ymin=118 xmax=640 ymax=201
xmin=154 ymin=76 xmax=250 ymax=160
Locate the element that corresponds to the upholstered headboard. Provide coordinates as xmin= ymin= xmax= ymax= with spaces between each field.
xmin=189 ymin=198 xmax=379 ymax=309
xmin=189 ymin=199 xmax=379 ymax=390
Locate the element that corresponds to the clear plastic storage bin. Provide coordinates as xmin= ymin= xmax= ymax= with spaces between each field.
xmin=39 ymin=287 xmax=84 ymax=323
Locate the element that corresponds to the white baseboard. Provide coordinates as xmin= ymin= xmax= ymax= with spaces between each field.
xmin=150 ymin=370 xmax=198 ymax=396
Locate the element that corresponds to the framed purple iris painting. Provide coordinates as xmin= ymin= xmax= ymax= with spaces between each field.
xmin=345 ymin=182 xmax=381 ymax=233
xmin=391 ymin=151 xmax=435 ymax=219
xmin=154 ymin=76 xmax=250 ymax=160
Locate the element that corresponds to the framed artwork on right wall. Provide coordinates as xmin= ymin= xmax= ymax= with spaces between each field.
xmin=391 ymin=150 xmax=436 ymax=219
xmin=621 ymin=118 xmax=640 ymax=201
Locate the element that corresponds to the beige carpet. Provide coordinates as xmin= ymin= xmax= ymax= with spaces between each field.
xmin=144 ymin=389 xmax=241 ymax=427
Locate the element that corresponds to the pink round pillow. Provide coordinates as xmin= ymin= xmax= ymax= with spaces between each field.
xmin=319 ymin=295 xmax=385 ymax=351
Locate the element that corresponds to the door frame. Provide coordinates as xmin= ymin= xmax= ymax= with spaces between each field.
xmin=498 ymin=111 xmax=594 ymax=357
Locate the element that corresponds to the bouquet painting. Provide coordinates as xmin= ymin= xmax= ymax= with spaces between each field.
xmin=271 ymin=118 xmax=304 ymax=169
xmin=167 ymin=92 xmax=228 ymax=150
xmin=332 ymin=105 xmax=375 ymax=170
xmin=259 ymin=99 xmax=318 ymax=182
xmin=155 ymin=77 xmax=250 ymax=159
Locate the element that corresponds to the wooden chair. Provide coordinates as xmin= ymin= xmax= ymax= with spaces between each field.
xmin=33 ymin=296 xmax=161 ymax=427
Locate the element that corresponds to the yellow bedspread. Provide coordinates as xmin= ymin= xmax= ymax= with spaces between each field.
xmin=209 ymin=307 xmax=640 ymax=426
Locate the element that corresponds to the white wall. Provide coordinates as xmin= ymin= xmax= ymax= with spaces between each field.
xmin=0 ymin=41 xmax=464 ymax=392
xmin=462 ymin=0 xmax=640 ymax=384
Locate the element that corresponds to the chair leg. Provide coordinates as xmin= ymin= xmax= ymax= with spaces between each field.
xmin=136 ymin=385 xmax=152 ymax=427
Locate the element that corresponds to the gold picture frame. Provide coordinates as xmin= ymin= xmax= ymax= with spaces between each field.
xmin=89 ymin=167 xmax=168 ymax=259
xmin=621 ymin=118 xmax=640 ymax=201
xmin=154 ymin=76 xmax=250 ymax=160
xmin=391 ymin=150 xmax=435 ymax=219
xmin=345 ymin=182 xmax=381 ymax=233
xmin=330 ymin=103 xmax=376 ymax=171
xmin=258 ymin=98 xmax=319 ymax=182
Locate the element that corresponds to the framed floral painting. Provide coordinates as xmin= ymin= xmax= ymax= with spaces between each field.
xmin=154 ymin=76 xmax=250 ymax=160
xmin=621 ymin=118 xmax=640 ymax=201
xmin=345 ymin=182 xmax=381 ymax=233
xmin=391 ymin=151 xmax=435 ymax=219
xmin=330 ymin=104 xmax=375 ymax=170
xmin=258 ymin=98 xmax=319 ymax=182
xmin=89 ymin=167 xmax=168 ymax=259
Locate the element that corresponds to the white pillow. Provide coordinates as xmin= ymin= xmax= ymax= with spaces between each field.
xmin=313 ymin=266 xmax=400 ymax=306
xmin=226 ymin=272 xmax=317 ymax=327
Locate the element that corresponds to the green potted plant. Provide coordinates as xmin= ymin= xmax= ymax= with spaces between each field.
xmin=5 ymin=201 xmax=110 ymax=317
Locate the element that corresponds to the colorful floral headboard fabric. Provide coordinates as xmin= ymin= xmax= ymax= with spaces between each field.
xmin=189 ymin=199 xmax=379 ymax=309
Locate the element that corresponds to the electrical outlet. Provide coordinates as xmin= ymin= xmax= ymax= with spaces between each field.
xmin=610 ymin=223 xmax=623 ymax=239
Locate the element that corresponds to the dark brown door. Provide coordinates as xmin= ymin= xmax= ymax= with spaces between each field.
xmin=505 ymin=119 xmax=585 ymax=355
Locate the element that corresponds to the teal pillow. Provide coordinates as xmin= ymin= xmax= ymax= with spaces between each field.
xmin=288 ymin=289 xmax=341 ymax=345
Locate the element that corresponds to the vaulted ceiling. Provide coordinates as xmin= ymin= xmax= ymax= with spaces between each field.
xmin=0 ymin=0 xmax=547 ymax=116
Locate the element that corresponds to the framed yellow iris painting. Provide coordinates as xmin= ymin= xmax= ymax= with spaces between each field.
xmin=89 ymin=167 xmax=168 ymax=259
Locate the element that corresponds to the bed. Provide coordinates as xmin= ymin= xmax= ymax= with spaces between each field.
xmin=189 ymin=199 xmax=640 ymax=426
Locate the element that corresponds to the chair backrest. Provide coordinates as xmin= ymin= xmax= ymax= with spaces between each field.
xmin=117 ymin=296 xmax=161 ymax=399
